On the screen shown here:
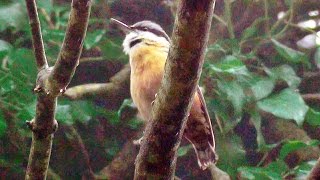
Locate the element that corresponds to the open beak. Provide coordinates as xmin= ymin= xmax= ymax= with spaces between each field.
xmin=110 ymin=18 xmax=132 ymax=34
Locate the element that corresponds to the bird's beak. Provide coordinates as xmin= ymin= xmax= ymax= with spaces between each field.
xmin=110 ymin=18 xmax=132 ymax=34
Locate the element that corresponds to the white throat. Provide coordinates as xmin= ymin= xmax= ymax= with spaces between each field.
xmin=122 ymin=31 xmax=170 ymax=55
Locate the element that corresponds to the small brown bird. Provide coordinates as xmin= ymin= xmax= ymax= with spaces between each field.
xmin=111 ymin=18 xmax=217 ymax=170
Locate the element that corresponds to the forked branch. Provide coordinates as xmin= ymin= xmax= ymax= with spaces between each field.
xmin=25 ymin=0 xmax=92 ymax=179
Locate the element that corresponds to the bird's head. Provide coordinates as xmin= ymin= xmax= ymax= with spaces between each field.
xmin=111 ymin=18 xmax=170 ymax=55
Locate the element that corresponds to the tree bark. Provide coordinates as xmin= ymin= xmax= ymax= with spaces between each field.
xmin=25 ymin=0 xmax=92 ymax=179
xmin=25 ymin=0 xmax=48 ymax=70
xmin=308 ymin=157 xmax=320 ymax=180
xmin=64 ymin=64 xmax=130 ymax=101
xmin=134 ymin=0 xmax=216 ymax=179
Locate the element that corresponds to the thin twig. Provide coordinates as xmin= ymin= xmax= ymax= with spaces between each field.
xmin=212 ymin=14 xmax=227 ymax=27
xmin=224 ymin=0 xmax=235 ymax=39
xmin=25 ymin=0 xmax=48 ymax=70
xmin=263 ymin=0 xmax=270 ymax=36
xmin=39 ymin=8 xmax=55 ymax=29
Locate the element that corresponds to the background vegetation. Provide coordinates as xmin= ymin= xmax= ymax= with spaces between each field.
xmin=0 ymin=0 xmax=319 ymax=179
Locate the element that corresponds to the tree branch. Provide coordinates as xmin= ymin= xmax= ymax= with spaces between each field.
xmin=25 ymin=0 xmax=92 ymax=179
xmin=134 ymin=0 xmax=216 ymax=179
xmin=48 ymin=0 xmax=92 ymax=96
xmin=302 ymin=94 xmax=320 ymax=105
xmin=308 ymin=157 xmax=320 ymax=180
xmin=97 ymin=140 xmax=140 ymax=179
xmin=64 ymin=64 xmax=130 ymax=100
xmin=25 ymin=0 xmax=48 ymax=70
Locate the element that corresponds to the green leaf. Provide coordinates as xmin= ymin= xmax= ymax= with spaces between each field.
xmin=250 ymin=77 xmax=275 ymax=100
xmin=118 ymin=99 xmax=135 ymax=117
xmin=268 ymin=65 xmax=301 ymax=88
xmin=279 ymin=140 xmax=320 ymax=160
xmin=0 ymin=76 xmax=15 ymax=94
xmin=265 ymin=160 xmax=288 ymax=176
xmin=37 ymin=0 xmax=53 ymax=14
xmin=43 ymin=29 xmax=65 ymax=43
xmin=305 ymin=108 xmax=320 ymax=126
xmin=241 ymin=17 xmax=266 ymax=40
xmin=84 ymin=30 xmax=106 ymax=49
xmin=271 ymin=39 xmax=308 ymax=64
xmin=0 ymin=3 xmax=27 ymax=32
xmin=177 ymin=145 xmax=192 ymax=157
xmin=279 ymin=141 xmax=307 ymax=160
xmin=216 ymin=133 xmax=248 ymax=177
xmin=127 ymin=118 xmax=143 ymax=130
xmin=217 ymin=80 xmax=246 ymax=115
xmin=257 ymin=88 xmax=309 ymax=125
xmin=294 ymin=160 xmax=317 ymax=178
xmin=56 ymin=104 xmax=73 ymax=125
xmin=238 ymin=166 xmax=282 ymax=180
xmin=210 ymin=55 xmax=249 ymax=76
xmin=100 ymin=38 xmax=127 ymax=62
xmin=70 ymin=101 xmax=97 ymax=123
xmin=16 ymin=101 xmax=36 ymax=121
xmin=7 ymin=48 xmax=37 ymax=80
xmin=0 ymin=110 xmax=7 ymax=137
xmin=0 ymin=39 xmax=12 ymax=59
xmin=249 ymin=109 xmax=266 ymax=150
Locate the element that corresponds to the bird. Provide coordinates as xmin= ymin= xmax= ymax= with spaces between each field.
xmin=111 ymin=18 xmax=217 ymax=170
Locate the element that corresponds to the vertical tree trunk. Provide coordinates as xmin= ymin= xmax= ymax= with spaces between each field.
xmin=134 ymin=0 xmax=216 ymax=179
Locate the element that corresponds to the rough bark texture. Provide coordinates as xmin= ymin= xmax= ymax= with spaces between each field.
xmin=25 ymin=0 xmax=48 ymax=70
xmin=308 ymin=157 xmax=320 ymax=180
xmin=64 ymin=64 xmax=130 ymax=101
xmin=134 ymin=0 xmax=216 ymax=179
xmin=25 ymin=0 xmax=92 ymax=179
xmin=49 ymin=0 xmax=92 ymax=97
xmin=97 ymin=140 xmax=140 ymax=179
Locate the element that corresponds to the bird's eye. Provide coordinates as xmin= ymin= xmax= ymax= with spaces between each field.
xmin=143 ymin=27 xmax=148 ymax=31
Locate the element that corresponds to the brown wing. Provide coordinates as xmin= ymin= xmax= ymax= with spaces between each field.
xmin=183 ymin=86 xmax=217 ymax=170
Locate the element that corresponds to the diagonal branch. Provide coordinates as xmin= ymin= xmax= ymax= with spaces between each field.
xmin=134 ymin=0 xmax=216 ymax=179
xmin=48 ymin=0 xmax=92 ymax=96
xmin=308 ymin=157 xmax=320 ymax=180
xmin=25 ymin=0 xmax=48 ymax=70
xmin=64 ymin=64 xmax=130 ymax=101
xmin=25 ymin=0 xmax=92 ymax=179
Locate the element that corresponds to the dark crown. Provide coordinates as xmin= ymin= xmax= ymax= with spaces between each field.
xmin=131 ymin=21 xmax=170 ymax=42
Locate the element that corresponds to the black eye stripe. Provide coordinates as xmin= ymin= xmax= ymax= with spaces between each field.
xmin=129 ymin=39 xmax=142 ymax=48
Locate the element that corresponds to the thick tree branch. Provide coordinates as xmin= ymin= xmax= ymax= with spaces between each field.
xmin=134 ymin=0 xmax=216 ymax=179
xmin=48 ymin=0 xmax=92 ymax=96
xmin=97 ymin=140 xmax=140 ymax=179
xmin=302 ymin=94 xmax=320 ymax=105
xmin=308 ymin=157 xmax=320 ymax=180
xmin=64 ymin=64 xmax=130 ymax=100
xmin=25 ymin=0 xmax=92 ymax=179
xmin=25 ymin=0 xmax=48 ymax=70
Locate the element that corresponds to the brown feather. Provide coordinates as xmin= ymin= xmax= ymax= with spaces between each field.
xmin=129 ymin=38 xmax=217 ymax=170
